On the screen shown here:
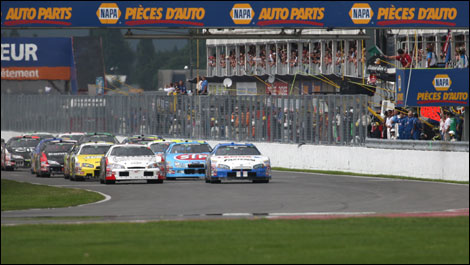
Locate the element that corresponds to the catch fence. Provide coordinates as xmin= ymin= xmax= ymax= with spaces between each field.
xmin=1 ymin=94 xmax=369 ymax=145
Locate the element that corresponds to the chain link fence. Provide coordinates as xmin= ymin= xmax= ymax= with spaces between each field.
xmin=1 ymin=94 xmax=369 ymax=145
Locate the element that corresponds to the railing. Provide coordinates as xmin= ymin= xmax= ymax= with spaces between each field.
xmin=1 ymin=94 xmax=369 ymax=145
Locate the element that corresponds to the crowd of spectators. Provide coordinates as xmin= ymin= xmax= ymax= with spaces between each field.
xmin=163 ymin=77 xmax=208 ymax=96
xmin=208 ymin=43 xmax=359 ymax=74
xmin=368 ymin=108 xmax=465 ymax=142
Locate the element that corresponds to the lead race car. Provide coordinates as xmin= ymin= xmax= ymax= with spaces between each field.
xmin=164 ymin=141 xmax=212 ymax=180
xmin=206 ymin=143 xmax=271 ymax=183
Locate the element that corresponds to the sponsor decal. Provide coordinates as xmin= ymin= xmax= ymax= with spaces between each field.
xmin=432 ymin=74 xmax=452 ymax=91
xmin=417 ymin=74 xmax=468 ymax=105
xmin=3 ymin=7 xmax=72 ymax=26
xmin=97 ymin=3 xmax=121 ymax=24
xmin=83 ymin=155 xmax=103 ymax=159
xmin=256 ymin=6 xmax=324 ymax=26
xmin=376 ymin=7 xmax=457 ymax=26
xmin=124 ymin=6 xmax=205 ymax=26
xmin=175 ymin=154 xmax=208 ymax=161
xmin=230 ymin=3 xmax=254 ymax=25
xmin=349 ymin=3 xmax=373 ymax=24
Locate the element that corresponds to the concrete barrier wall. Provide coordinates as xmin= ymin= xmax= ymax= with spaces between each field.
xmin=2 ymin=131 xmax=468 ymax=182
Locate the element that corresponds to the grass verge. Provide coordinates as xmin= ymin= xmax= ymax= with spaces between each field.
xmin=272 ymin=167 xmax=470 ymax=185
xmin=2 ymin=217 xmax=468 ymax=264
xmin=1 ymin=179 xmax=105 ymax=211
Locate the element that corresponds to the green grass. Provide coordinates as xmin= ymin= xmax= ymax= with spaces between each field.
xmin=2 ymin=217 xmax=468 ymax=264
xmin=272 ymin=167 xmax=470 ymax=185
xmin=1 ymin=179 xmax=105 ymax=211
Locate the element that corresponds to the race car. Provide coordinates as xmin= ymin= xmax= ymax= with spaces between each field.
xmin=99 ymin=144 xmax=164 ymax=184
xmin=70 ymin=142 xmax=114 ymax=181
xmin=121 ymin=135 xmax=163 ymax=144
xmin=37 ymin=141 xmax=75 ymax=177
xmin=1 ymin=139 xmax=15 ymax=171
xmin=147 ymin=139 xmax=186 ymax=156
xmin=164 ymin=141 xmax=212 ymax=179
xmin=77 ymin=132 xmax=119 ymax=145
xmin=57 ymin=132 xmax=86 ymax=142
xmin=205 ymin=143 xmax=271 ymax=183
xmin=5 ymin=135 xmax=41 ymax=168
xmin=22 ymin=132 xmax=55 ymax=140
xmin=30 ymin=138 xmax=70 ymax=175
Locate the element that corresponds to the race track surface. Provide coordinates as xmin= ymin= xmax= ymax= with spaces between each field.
xmin=1 ymin=169 xmax=468 ymax=225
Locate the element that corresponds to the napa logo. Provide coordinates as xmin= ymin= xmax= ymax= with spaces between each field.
xmin=432 ymin=74 xmax=452 ymax=91
xmin=349 ymin=3 xmax=373 ymax=24
xmin=96 ymin=3 xmax=121 ymax=24
xmin=230 ymin=3 xmax=254 ymax=25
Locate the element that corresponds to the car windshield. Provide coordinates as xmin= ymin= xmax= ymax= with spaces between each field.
xmin=215 ymin=146 xmax=261 ymax=156
xmin=9 ymin=139 xmax=41 ymax=148
xmin=170 ymin=144 xmax=211 ymax=154
xmin=80 ymin=145 xmax=111 ymax=155
xmin=44 ymin=143 xmax=74 ymax=153
xmin=111 ymin=147 xmax=154 ymax=157
xmin=149 ymin=143 xmax=171 ymax=153
xmin=80 ymin=135 xmax=117 ymax=144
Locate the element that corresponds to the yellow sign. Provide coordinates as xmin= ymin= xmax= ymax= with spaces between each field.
xmin=230 ymin=3 xmax=254 ymax=25
xmin=349 ymin=3 xmax=373 ymax=24
xmin=432 ymin=74 xmax=452 ymax=91
xmin=97 ymin=3 xmax=121 ymax=24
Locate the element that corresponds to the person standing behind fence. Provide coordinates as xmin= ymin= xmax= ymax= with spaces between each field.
xmin=200 ymin=76 xmax=208 ymax=95
xmin=177 ymin=80 xmax=187 ymax=95
xmin=384 ymin=49 xmax=412 ymax=68
xmin=425 ymin=44 xmax=438 ymax=68
xmin=457 ymin=47 xmax=468 ymax=68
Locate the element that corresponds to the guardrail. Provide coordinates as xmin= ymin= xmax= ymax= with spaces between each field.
xmin=365 ymin=138 xmax=470 ymax=152
xmin=1 ymin=94 xmax=369 ymax=145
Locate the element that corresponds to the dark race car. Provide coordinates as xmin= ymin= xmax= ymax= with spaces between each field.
xmin=36 ymin=141 xmax=75 ymax=177
xmin=5 ymin=136 xmax=41 ymax=168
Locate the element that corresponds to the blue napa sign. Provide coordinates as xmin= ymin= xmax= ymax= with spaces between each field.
xmin=1 ymin=1 xmax=468 ymax=29
xmin=396 ymin=68 xmax=469 ymax=107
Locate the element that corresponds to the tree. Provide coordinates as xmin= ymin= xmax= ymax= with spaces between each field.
xmin=132 ymin=39 xmax=157 ymax=90
xmin=89 ymin=29 xmax=134 ymax=77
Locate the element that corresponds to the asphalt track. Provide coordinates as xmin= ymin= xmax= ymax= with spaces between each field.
xmin=1 ymin=168 xmax=468 ymax=225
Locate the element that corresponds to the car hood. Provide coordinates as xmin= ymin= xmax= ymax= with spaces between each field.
xmin=108 ymin=156 xmax=159 ymax=167
xmin=166 ymin=153 xmax=210 ymax=162
xmin=77 ymin=154 xmax=105 ymax=164
xmin=211 ymin=155 xmax=269 ymax=167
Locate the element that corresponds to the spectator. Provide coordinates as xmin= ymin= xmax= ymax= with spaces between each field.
xmin=200 ymin=76 xmax=208 ymax=95
xmin=385 ymin=109 xmax=394 ymax=139
xmin=457 ymin=47 xmax=468 ymax=68
xmin=443 ymin=112 xmax=453 ymax=141
xmin=384 ymin=49 xmax=412 ymax=68
xmin=268 ymin=49 xmax=276 ymax=67
xmin=196 ymin=76 xmax=203 ymax=95
xmin=390 ymin=109 xmax=406 ymax=139
xmin=425 ymin=44 xmax=438 ymax=68
xmin=177 ymin=80 xmax=187 ymax=95
xmin=164 ymin=82 xmax=176 ymax=95
xmin=208 ymin=54 xmax=216 ymax=67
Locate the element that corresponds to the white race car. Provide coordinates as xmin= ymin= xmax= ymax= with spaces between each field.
xmin=99 ymin=144 xmax=165 ymax=184
xmin=206 ymin=143 xmax=271 ymax=183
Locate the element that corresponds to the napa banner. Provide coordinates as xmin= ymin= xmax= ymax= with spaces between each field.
xmin=1 ymin=37 xmax=73 ymax=80
xmin=396 ymin=68 xmax=469 ymax=107
xmin=1 ymin=1 xmax=468 ymax=29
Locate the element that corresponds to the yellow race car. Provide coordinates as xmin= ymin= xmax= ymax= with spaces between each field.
xmin=70 ymin=142 xmax=114 ymax=181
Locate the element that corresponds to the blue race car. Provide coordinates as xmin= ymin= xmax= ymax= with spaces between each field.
xmin=164 ymin=141 xmax=212 ymax=179
xmin=205 ymin=143 xmax=271 ymax=184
